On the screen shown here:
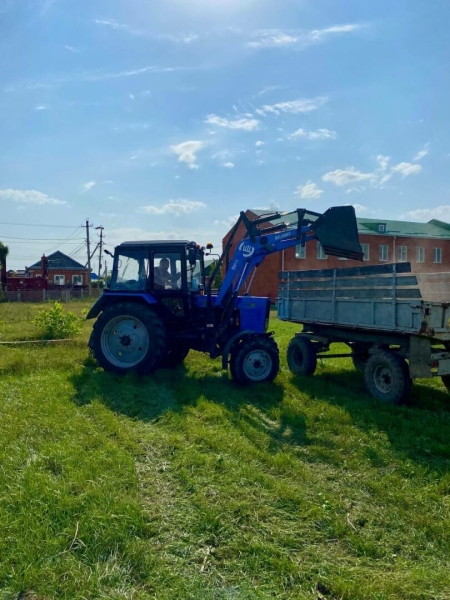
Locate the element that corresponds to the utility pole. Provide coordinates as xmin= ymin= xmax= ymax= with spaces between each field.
xmin=96 ymin=226 xmax=104 ymax=280
xmin=85 ymin=219 xmax=92 ymax=297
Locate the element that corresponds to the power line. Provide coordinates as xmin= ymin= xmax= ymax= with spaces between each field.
xmin=0 ymin=240 xmax=85 ymax=245
xmin=0 ymin=222 xmax=83 ymax=228
xmin=0 ymin=235 xmax=85 ymax=241
xmin=46 ymin=226 xmax=83 ymax=256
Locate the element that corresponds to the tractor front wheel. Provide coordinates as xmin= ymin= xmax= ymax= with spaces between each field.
xmin=230 ymin=337 xmax=279 ymax=385
xmin=90 ymin=303 xmax=166 ymax=375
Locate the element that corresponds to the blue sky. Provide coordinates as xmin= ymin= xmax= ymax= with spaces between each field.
xmin=1 ymin=0 xmax=449 ymax=270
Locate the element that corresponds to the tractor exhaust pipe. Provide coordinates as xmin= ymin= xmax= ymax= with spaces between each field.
xmin=312 ymin=206 xmax=364 ymax=261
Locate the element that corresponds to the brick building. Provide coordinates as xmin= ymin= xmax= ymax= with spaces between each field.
xmin=223 ymin=210 xmax=450 ymax=302
xmin=27 ymin=251 xmax=89 ymax=287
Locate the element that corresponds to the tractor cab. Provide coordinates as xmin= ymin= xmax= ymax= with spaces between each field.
xmin=109 ymin=240 xmax=205 ymax=295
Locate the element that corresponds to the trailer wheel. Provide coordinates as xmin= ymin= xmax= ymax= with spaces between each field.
xmin=91 ymin=303 xmax=166 ymax=375
xmin=230 ymin=337 xmax=280 ymax=385
xmin=161 ymin=345 xmax=190 ymax=368
xmin=287 ymin=337 xmax=317 ymax=376
xmin=351 ymin=343 xmax=371 ymax=372
xmin=364 ymin=350 xmax=411 ymax=404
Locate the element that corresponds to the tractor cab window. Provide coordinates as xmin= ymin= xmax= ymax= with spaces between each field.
xmin=152 ymin=253 xmax=183 ymax=290
xmin=110 ymin=250 xmax=149 ymax=291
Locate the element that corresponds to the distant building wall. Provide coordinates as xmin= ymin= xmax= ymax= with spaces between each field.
xmin=27 ymin=268 xmax=89 ymax=286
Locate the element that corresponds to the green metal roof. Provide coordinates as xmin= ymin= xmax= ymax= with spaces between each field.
xmin=356 ymin=217 xmax=450 ymax=238
xmin=249 ymin=209 xmax=450 ymax=240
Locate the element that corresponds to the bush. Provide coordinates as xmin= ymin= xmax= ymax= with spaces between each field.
xmin=33 ymin=302 xmax=83 ymax=339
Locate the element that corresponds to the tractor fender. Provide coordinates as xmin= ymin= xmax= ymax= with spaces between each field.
xmin=221 ymin=330 xmax=274 ymax=370
xmin=85 ymin=292 xmax=157 ymax=320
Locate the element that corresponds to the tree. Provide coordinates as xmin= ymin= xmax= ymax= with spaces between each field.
xmin=0 ymin=242 xmax=8 ymax=267
xmin=0 ymin=241 xmax=9 ymax=293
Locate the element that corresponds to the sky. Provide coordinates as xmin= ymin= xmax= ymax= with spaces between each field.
xmin=1 ymin=0 xmax=450 ymax=270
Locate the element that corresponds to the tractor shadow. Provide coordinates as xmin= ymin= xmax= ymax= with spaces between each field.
xmin=71 ymin=359 xmax=306 ymax=455
xmin=70 ymin=358 xmax=304 ymax=453
xmin=289 ymin=366 xmax=450 ymax=473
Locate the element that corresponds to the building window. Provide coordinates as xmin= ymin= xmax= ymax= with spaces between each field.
xmin=416 ymin=247 xmax=425 ymax=263
xmin=398 ymin=246 xmax=407 ymax=262
xmin=379 ymin=245 xmax=388 ymax=262
xmin=433 ymin=248 xmax=442 ymax=264
xmin=362 ymin=243 xmax=370 ymax=261
xmin=295 ymin=244 xmax=306 ymax=259
xmin=72 ymin=275 xmax=83 ymax=285
xmin=378 ymin=223 xmax=386 ymax=233
xmin=54 ymin=275 xmax=65 ymax=286
xmin=316 ymin=242 xmax=327 ymax=260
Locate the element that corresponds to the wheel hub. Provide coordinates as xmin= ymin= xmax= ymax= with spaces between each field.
xmin=101 ymin=315 xmax=150 ymax=367
xmin=243 ymin=350 xmax=272 ymax=381
xmin=120 ymin=335 xmax=132 ymax=347
xmin=374 ymin=366 xmax=393 ymax=393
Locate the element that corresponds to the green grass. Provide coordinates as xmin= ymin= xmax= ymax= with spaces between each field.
xmin=0 ymin=302 xmax=450 ymax=599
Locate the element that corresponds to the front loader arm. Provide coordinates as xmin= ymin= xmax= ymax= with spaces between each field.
xmin=215 ymin=205 xmax=363 ymax=307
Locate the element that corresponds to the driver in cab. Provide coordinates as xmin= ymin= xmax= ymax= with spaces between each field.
xmin=154 ymin=258 xmax=178 ymax=289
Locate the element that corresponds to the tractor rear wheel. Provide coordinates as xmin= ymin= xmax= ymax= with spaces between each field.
xmin=90 ymin=303 xmax=166 ymax=375
xmin=230 ymin=337 xmax=279 ymax=385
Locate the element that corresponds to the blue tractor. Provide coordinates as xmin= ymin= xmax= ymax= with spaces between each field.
xmin=86 ymin=206 xmax=363 ymax=384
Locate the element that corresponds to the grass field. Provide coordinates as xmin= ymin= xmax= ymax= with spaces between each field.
xmin=0 ymin=301 xmax=449 ymax=600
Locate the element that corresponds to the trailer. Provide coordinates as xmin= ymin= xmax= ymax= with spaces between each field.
xmin=277 ymin=262 xmax=450 ymax=403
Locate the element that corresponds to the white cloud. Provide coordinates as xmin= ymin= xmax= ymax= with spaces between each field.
xmin=253 ymin=201 xmax=280 ymax=211
xmin=256 ymin=97 xmax=327 ymax=116
xmin=399 ymin=205 xmax=450 ymax=223
xmin=205 ymin=114 xmax=259 ymax=131
xmin=214 ymin=215 xmax=239 ymax=228
xmin=248 ymin=31 xmax=299 ymax=49
xmin=377 ymin=155 xmax=390 ymax=170
xmin=323 ymin=154 xmax=423 ymax=190
xmin=289 ymin=127 xmax=337 ymax=140
xmin=248 ymin=24 xmax=366 ymax=49
xmin=94 ymin=19 xmax=143 ymax=35
xmin=350 ymin=203 xmax=368 ymax=213
xmin=322 ymin=167 xmax=374 ymax=187
xmin=170 ymin=141 xmax=205 ymax=169
xmin=345 ymin=187 xmax=367 ymax=194
xmin=161 ymin=33 xmax=199 ymax=44
xmin=310 ymin=24 xmax=364 ymax=40
xmin=82 ymin=181 xmax=96 ymax=192
xmin=223 ymin=162 xmax=235 ymax=169
xmin=391 ymin=162 xmax=422 ymax=177
xmin=142 ymin=199 xmax=206 ymax=217
xmin=34 ymin=105 xmax=47 ymax=110
xmin=294 ymin=181 xmax=324 ymax=199
xmin=255 ymin=140 xmax=265 ymax=147
xmin=64 ymin=45 xmax=79 ymax=53
xmin=0 ymin=189 xmax=66 ymax=205
xmin=413 ymin=143 xmax=430 ymax=162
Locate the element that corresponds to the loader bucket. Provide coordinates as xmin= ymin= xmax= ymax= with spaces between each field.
xmin=312 ymin=206 xmax=364 ymax=261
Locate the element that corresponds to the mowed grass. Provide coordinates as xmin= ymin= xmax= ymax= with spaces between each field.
xmin=0 ymin=302 xmax=450 ymax=600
